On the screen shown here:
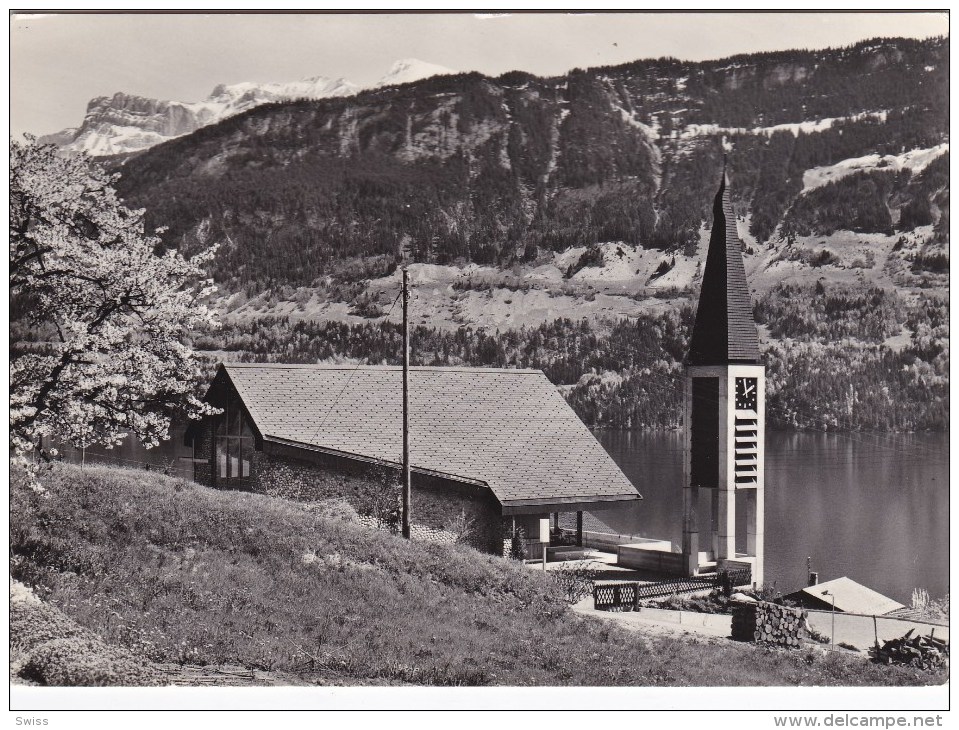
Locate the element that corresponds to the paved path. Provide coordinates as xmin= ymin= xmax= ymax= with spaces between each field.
xmin=573 ymin=600 xmax=949 ymax=654
xmin=572 ymin=600 xmax=733 ymax=639
xmin=805 ymin=610 xmax=948 ymax=652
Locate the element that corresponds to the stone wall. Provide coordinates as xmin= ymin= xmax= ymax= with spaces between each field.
xmin=195 ymin=431 xmax=504 ymax=555
xmin=192 ymin=429 xmax=213 ymax=489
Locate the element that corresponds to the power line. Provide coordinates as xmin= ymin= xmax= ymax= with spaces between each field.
xmin=307 ymin=290 xmax=404 ymax=446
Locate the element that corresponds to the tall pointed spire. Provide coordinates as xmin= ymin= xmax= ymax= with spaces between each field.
xmin=687 ymin=162 xmax=761 ymax=365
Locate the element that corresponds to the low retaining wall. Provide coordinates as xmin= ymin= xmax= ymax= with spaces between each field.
xmin=617 ymin=544 xmax=686 ymax=574
xmin=574 ymin=530 xmax=653 ymax=552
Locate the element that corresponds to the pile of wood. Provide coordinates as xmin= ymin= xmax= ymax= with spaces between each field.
xmin=871 ymin=629 xmax=948 ymax=669
xmin=732 ymin=601 xmax=807 ymax=647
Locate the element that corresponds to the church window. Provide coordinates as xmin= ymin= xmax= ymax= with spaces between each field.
xmin=214 ymin=399 xmax=254 ymax=482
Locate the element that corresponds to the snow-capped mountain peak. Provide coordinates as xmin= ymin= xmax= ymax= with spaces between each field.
xmin=208 ymin=76 xmax=359 ymax=105
xmin=39 ymin=59 xmax=455 ymax=157
xmin=375 ymin=58 xmax=456 ymax=88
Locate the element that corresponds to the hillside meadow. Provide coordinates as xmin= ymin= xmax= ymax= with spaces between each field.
xmin=9 ymin=463 xmax=946 ymax=687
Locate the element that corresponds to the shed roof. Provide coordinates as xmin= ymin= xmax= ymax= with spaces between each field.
xmin=214 ymin=363 xmax=641 ymax=512
xmin=796 ymin=577 xmax=905 ymax=615
xmin=687 ymin=165 xmax=762 ymax=365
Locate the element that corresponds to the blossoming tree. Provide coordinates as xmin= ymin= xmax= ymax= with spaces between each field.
xmin=10 ymin=137 xmax=219 ymax=458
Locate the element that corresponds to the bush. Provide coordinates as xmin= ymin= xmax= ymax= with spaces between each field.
xmin=806 ymin=626 xmax=830 ymax=645
xmin=12 ymin=582 xmax=164 ymax=687
xmin=12 ymin=595 xmax=75 ymax=642
xmin=22 ymin=636 xmax=163 ymax=687
xmin=551 ymin=562 xmax=600 ymax=604
xmin=810 ymin=249 xmax=839 ymax=267
xmin=643 ymin=590 xmax=734 ymax=614
xmin=509 ymin=526 xmax=528 ymax=560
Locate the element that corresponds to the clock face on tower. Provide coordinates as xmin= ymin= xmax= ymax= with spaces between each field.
xmin=735 ymin=377 xmax=758 ymax=411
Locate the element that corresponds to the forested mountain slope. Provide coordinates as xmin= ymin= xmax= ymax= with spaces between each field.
xmin=114 ymin=37 xmax=948 ymax=291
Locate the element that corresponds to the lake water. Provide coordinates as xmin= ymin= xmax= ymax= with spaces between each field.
xmin=593 ymin=430 xmax=949 ymax=605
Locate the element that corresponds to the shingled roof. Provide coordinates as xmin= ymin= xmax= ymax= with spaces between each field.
xmin=687 ymin=165 xmax=762 ymax=365
xmin=790 ymin=577 xmax=905 ymax=616
xmin=215 ymin=363 xmax=641 ymax=512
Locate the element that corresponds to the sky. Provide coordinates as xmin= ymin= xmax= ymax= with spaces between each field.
xmin=9 ymin=10 xmax=949 ymax=139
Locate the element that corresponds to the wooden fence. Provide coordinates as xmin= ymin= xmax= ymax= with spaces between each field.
xmin=593 ymin=568 xmax=752 ymax=611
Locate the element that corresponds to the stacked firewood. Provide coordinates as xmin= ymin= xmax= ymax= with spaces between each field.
xmin=871 ymin=629 xmax=948 ymax=669
xmin=732 ymin=601 xmax=807 ymax=647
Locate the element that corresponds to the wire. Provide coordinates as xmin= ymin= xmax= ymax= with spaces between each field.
xmin=307 ymin=289 xmax=404 ymax=445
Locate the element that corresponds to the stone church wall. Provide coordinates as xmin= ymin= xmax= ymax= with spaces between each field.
xmin=192 ymin=427 xmax=504 ymax=555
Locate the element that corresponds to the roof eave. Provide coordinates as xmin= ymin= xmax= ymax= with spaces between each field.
xmin=501 ymin=494 xmax=643 ymax=515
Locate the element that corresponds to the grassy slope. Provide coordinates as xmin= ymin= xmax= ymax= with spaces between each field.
xmin=10 ymin=463 xmax=945 ymax=687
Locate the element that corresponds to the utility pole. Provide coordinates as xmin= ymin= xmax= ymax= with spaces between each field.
xmin=822 ymin=589 xmax=836 ymax=649
xmin=401 ymin=265 xmax=411 ymax=540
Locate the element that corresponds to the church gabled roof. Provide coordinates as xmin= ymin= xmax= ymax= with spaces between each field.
xmin=208 ymin=363 xmax=641 ymax=512
xmin=687 ymin=164 xmax=762 ymax=365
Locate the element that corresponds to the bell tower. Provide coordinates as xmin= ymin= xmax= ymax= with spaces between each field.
xmin=682 ymin=162 xmax=765 ymax=586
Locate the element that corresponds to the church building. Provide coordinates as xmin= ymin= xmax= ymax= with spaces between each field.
xmin=185 ymin=363 xmax=641 ymax=556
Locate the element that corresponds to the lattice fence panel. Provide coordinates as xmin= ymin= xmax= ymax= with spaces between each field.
xmin=592 ymin=567 xmax=753 ymax=611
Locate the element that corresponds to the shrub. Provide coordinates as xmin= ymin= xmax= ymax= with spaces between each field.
xmin=12 ymin=581 xmax=164 ymax=687
xmin=22 ymin=636 xmax=164 ymax=687
xmin=551 ymin=562 xmax=600 ymax=604
xmin=446 ymin=509 xmax=477 ymax=545
xmin=509 ymin=526 xmax=528 ymax=561
xmin=354 ymin=467 xmax=402 ymax=530
xmin=11 ymin=595 xmax=87 ymax=655
xmin=807 ymin=626 xmax=831 ymax=645
xmin=810 ymin=249 xmax=839 ymax=267
xmin=643 ymin=590 xmax=734 ymax=614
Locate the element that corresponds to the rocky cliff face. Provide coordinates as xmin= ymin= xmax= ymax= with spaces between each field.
xmin=40 ymin=58 xmax=455 ymax=157
xmin=40 ymin=78 xmax=359 ymax=157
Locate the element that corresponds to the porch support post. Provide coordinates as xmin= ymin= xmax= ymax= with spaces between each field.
xmin=576 ymin=510 xmax=583 ymax=547
xmin=683 ymin=485 xmax=700 ymax=577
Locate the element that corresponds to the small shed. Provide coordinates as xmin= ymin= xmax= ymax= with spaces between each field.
xmin=187 ymin=363 xmax=641 ymax=555
xmin=787 ymin=577 xmax=906 ymax=615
